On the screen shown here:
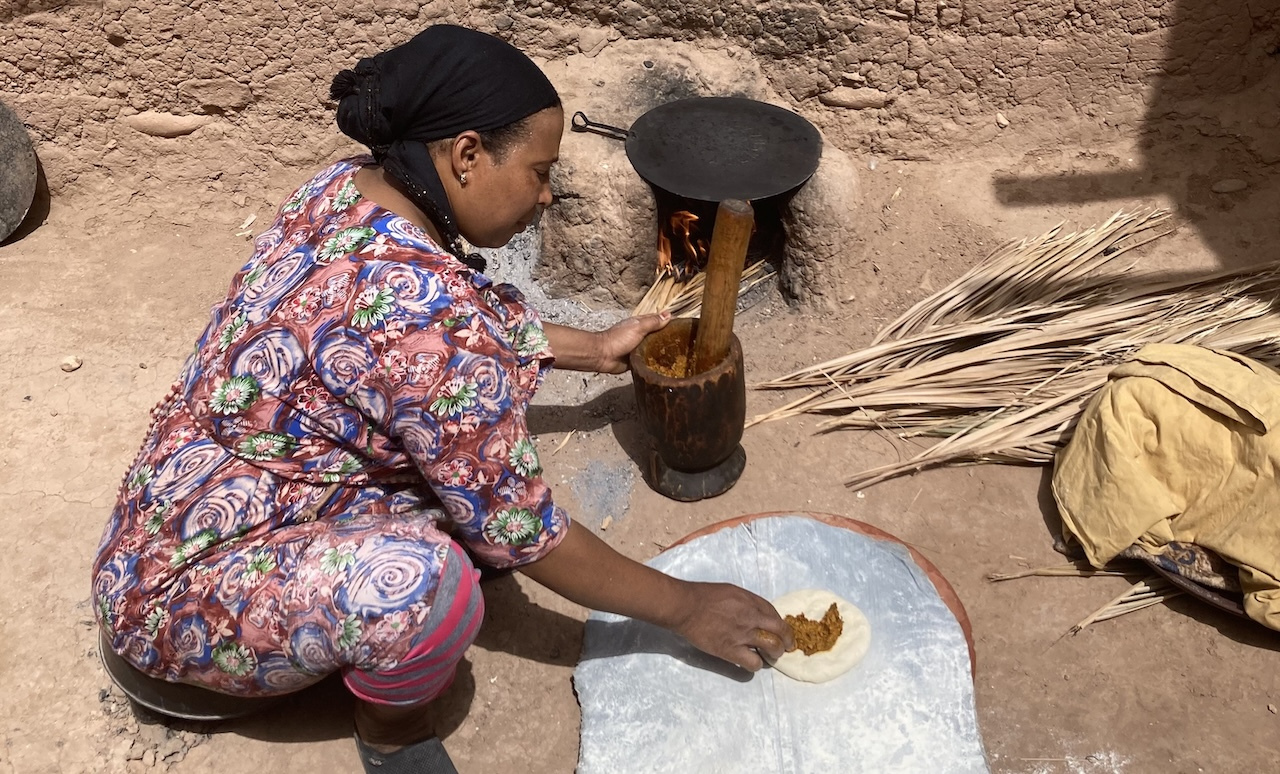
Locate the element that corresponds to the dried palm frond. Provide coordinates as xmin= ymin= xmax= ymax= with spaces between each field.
xmin=750 ymin=209 xmax=1280 ymax=489
xmin=634 ymin=260 xmax=775 ymax=318
xmin=871 ymin=209 xmax=1172 ymax=344
xmin=988 ymin=564 xmax=1185 ymax=633
xmin=986 ymin=561 xmax=1144 ymax=582
xmin=1068 ymin=577 xmax=1183 ymax=634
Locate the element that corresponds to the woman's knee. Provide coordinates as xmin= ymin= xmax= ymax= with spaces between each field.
xmin=342 ymin=540 xmax=484 ymax=706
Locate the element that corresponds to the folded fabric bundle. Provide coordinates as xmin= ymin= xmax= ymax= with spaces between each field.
xmin=1053 ymin=343 xmax=1280 ymax=631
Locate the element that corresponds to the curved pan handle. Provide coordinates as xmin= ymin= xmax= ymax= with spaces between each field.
xmin=571 ymin=111 xmax=631 ymax=141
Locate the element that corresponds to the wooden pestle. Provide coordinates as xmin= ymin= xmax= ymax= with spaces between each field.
xmin=691 ymin=199 xmax=755 ymax=375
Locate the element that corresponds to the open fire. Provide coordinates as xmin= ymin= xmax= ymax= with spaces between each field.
xmin=656 ymin=210 xmax=710 ymax=281
xmin=636 ymin=201 xmax=778 ymax=318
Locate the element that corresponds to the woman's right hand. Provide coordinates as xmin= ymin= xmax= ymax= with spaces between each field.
xmin=519 ymin=523 xmax=793 ymax=671
xmin=670 ymin=581 xmax=794 ymax=671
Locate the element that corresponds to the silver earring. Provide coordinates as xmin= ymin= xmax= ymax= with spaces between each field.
xmin=459 ymin=172 xmax=468 ymax=185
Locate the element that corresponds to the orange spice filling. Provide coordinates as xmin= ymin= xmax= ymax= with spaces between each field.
xmin=785 ymin=603 xmax=844 ymax=656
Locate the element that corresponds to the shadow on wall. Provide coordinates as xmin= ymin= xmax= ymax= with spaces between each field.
xmin=993 ymin=0 xmax=1280 ymax=270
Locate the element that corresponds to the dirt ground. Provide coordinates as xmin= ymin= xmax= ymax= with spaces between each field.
xmin=3 ymin=116 xmax=1280 ymax=774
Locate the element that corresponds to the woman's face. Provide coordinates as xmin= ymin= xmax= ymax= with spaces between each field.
xmin=449 ymin=106 xmax=564 ymax=249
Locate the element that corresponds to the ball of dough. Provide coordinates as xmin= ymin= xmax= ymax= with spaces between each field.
xmin=768 ymin=589 xmax=871 ymax=683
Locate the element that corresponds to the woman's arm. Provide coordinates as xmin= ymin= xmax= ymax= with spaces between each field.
xmin=519 ymin=521 xmax=794 ymax=670
xmin=543 ymin=312 xmax=670 ymax=374
xmin=541 ymin=322 xmax=607 ymax=371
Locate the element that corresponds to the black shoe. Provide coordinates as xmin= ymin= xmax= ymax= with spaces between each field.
xmin=355 ymin=733 xmax=460 ymax=774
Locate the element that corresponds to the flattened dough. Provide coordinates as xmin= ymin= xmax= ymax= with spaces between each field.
xmin=769 ymin=589 xmax=871 ymax=683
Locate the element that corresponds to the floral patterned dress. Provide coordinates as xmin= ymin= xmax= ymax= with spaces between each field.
xmin=92 ymin=158 xmax=568 ymax=697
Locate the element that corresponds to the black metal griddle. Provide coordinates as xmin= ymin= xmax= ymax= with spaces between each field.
xmin=572 ymin=97 xmax=822 ymax=203
xmin=0 ymin=99 xmax=37 ymax=242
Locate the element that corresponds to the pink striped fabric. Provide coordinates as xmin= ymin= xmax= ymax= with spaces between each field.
xmin=344 ymin=543 xmax=485 ymax=706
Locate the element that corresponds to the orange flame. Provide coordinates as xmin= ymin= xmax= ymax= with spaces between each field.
xmin=656 ymin=210 xmax=710 ymax=280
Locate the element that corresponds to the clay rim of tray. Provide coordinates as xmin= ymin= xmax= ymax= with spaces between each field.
xmin=664 ymin=510 xmax=977 ymax=677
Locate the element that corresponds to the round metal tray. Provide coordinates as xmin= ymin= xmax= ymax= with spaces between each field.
xmin=0 ymin=99 xmax=37 ymax=243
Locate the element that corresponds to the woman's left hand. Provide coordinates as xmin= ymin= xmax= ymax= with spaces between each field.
xmin=595 ymin=311 xmax=670 ymax=374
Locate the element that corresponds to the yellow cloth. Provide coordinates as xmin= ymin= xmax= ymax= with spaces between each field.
xmin=1052 ymin=343 xmax=1280 ymax=630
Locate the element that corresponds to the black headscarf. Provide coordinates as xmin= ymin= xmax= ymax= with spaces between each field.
xmin=330 ymin=25 xmax=561 ymax=272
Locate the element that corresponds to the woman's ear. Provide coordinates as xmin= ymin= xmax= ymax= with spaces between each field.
xmin=450 ymin=131 xmax=483 ymax=179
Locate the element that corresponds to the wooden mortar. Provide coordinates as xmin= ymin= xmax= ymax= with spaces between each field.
xmin=629 ymin=199 xmax=755 ymax=501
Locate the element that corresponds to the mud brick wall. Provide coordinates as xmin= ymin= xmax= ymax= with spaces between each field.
xmin=1 ymin=0 xmax=1276 ymax=192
